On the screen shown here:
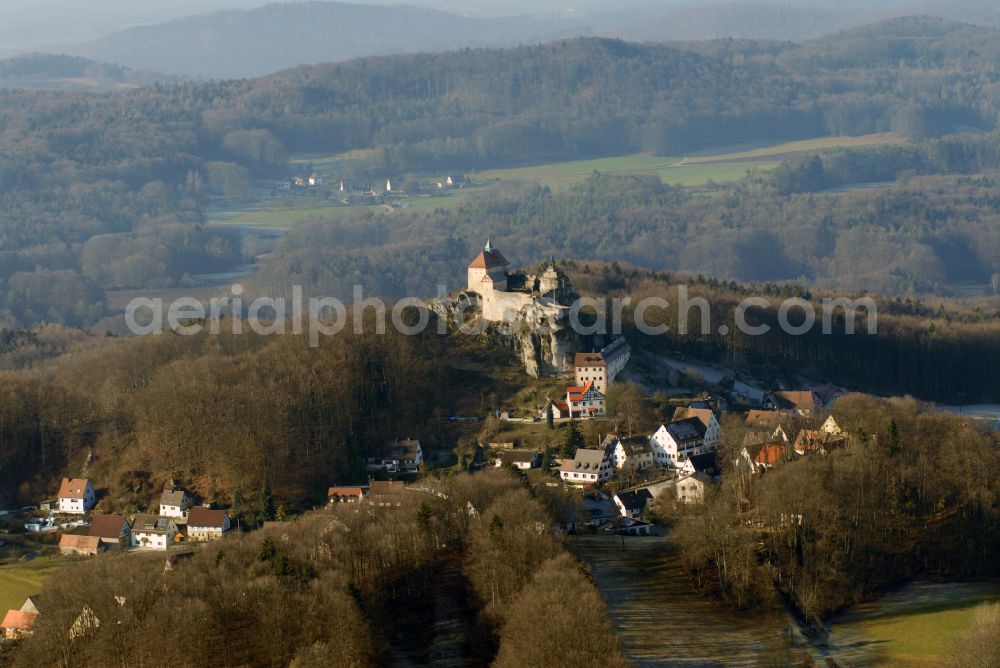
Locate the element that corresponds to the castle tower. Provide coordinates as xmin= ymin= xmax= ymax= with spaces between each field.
xmin=467 ymin=239 xmax=510 ymax=294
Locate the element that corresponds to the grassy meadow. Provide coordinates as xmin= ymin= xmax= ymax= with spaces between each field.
xmin=207 ymin=133 xmax=907 ymax=230
xmin=829 ymin=581 xmax=1000 ymax=666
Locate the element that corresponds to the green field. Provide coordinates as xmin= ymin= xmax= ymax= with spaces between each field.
xmin=830 ymin=582 xmax=1000 ymax=666
xmin=683 ymin=132 xmax=904 ymax=163
xmin=470 ymin=133 xmax=903 ymax=190
xmin=0 ymin=557 xmax=65 ymax=612
xmin=212 ymin=133 xmax=907 ymax=229
xmin=207 ymin=204 xmax=344 ymax=228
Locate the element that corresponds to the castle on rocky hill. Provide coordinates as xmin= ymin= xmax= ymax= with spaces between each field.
xmin=466 ymin=239 xmax=574 ymax=323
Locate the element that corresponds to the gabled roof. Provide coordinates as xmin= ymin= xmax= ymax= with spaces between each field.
xmin=131 ymin=514 xmax=176 ymax=534
xmin=384 ymin=439 xmax=422 ymax=460
xmin=59 ymin=534 xmax=101 ymax=550
xmin=617 ymin=437 xmax=653 ymax=456
xmin=58 ymin=478 xmax=91 ymax=499
xmin=88 ymin=515 xmax=127 ymax=539
xmin=574 ymin=352 xmax=606 ymax=368
xmin=794 ymin=429 xmax=847 ymax=454
xmin=160 ymin=489 xmax=191 ymax=507
xmin=754 ymin=443 xmax=787 ymax=466
xmin=615 ymin=489 xmax=653 ymax=511
xmin=369 ymin=481 xmax=406 ymax=495
xmin=327 ymin=486 xmax=364 ymax=499
xmin=745 ymin=410 xmax=783 ymax=427
xmin=766 ymin=390 xmax=817 ymax=410
xmin=666 ymin=417 xmax=707 ymax=442
xmin=2 ymin=609 xmax=38 ymax=631
xmin=468 ymin=240 xmax=510 ymax=270
xmin=568 ymin=448 xmax=608 ymax=471
xmin=687 ymin=452 xmax=720 ymax=476
xmin=674 ymin=407 xmax=716 ymax=430
xmin=497 ymin=450 xmax=539 ymax=464
xmin=567 ymin=381 xmax=601 ymax=403
xmin=187 ymin=507 xmax=228 ymax=528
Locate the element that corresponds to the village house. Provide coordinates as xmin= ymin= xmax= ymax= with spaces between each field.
xmin=368 ymin=481 xmax=407 ymax=507
xmin=679 ymin=452 xmax=722 ymax=480
xmin=749 ymin=443 xmax=791 ymax=471
xmin=131 ymin=515 xmax=179 ymax=551
xmin=820 ymin=415 xmax=844 ymax=435
xmin=649 ymin=418 xmax=708 ymax=467
xmin=793 ymin=429 xmax=848 ymax=455
xmin=57 ymin=478 xmax=95 ymax=514
xmin=573 ymin=338 xmax=631 ymax=394
xmin=539 ymin=399 xmax=569 ymax=420
xmin=494 ymin=450 xmax=540 ymax=470
xmin=608 ymin=435 xmax=656 ymax=472
xmin=559 ymin=446 xmax=614 ymax=485
xmin=159 ymin=487 xmax=195 ymax=518
xmin=59 ymin=533 xmax=103 ymax=556
xmin=566 ymin=381 xmax=606 ymax=418
xmin=367 ymin=439 xmax=423 ymax=473
xmin=814 ymin=383 xmax=847 ymax=407
xmin=327 ymin=486 xmax=366 ymax=504
xmin=763 ymin=390 xmax=820 ymax=416
xmin=676 ymin=473 xmax=710 ymax=504
xmin=1 ymin=607 xmax=38 ymax=641
xmin=745 ymin=410 xmax=785 ymax=429
xmin=614 ymin=489 xmax=653 ymax=518
xmin=673 ymin=406 xmax=723 ymax=450
xmin=186 ymin=507 xmax=231 ymax=541
xmin=88 ymin=514 xmax=131 ymax=548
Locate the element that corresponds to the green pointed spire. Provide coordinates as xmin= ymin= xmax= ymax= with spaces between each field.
xmin=485 ymin=238 xmax=493 ymax=253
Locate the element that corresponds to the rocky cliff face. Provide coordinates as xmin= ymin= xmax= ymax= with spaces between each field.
xmin=430 ymin=294 xmax=583 ymax=378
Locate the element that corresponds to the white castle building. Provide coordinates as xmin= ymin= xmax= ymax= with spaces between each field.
xmin=466 ymin=239 xmax=573 ymax=323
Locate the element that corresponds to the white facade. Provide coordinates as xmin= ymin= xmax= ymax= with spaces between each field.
xmin=131 ymin=516 xmax=178 ymax=551
xmin=611 ymin=438 xmax=655 ymax=471
xmin=649 ymin=420 xmax=708 ymax=467
xmin=676 ymin=475 xmax=707 ymax=504
xmin=57 ymin=479 xmax=95 ymax=515
xmin=559 ymin=448 xmax=614 ymax=485
xmin=600 ymin=338 xmax=631 ymax=385
xmin=566 ymin=383 xmax=606 ymax=418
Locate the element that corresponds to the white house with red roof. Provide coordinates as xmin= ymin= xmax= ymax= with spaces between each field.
xmin=566 ymin=381 xmax=606 ymax=418
xmin=57 ymin=478 xmax=95 ymax=514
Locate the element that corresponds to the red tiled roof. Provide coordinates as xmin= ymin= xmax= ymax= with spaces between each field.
xmin=770 ymin=390 xmax=817 ymax=409
xmin=676 ymin=407 xmax=715 ymax=429
xmin=794 ymin=430 xmax=847 ymax=454
xmin=754 ymin=443 xmax=787 ymax=466
xmin=567 ymin=381 xmax=595 ymax=403
xmin=745 ymin=410 xmax=782 ymax=427
xmin=327 ymin=486 xmax=364 ymax=499
xmin=88 ymin=515 xmax=126 ymax=539
xmin=57 ymin=478 xmax=90 ymax=499
xmin=187 ymin=507 xmax=228 ymax=528
xmin=574 ymin=353 xmax=605 ymax=368
xmin=369 ymin=481 xmax=406 ymax=495
xmin=59 ymin=534 xmax=100 ymax=550
xmin=468 ymin=248 xmax=510 ymax=269
xmin=2 ymin=609 xmax=38 ymax=631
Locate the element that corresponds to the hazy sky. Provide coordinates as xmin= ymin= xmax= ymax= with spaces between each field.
xmin=0 ymin=0 xmax=936 ymax=53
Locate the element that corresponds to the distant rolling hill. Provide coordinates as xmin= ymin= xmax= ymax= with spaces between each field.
xmin=64 ymin=1 xmax=574 ymax=80
xmin=0 ymin=53 xmax=174 ymax=90
xmin=600 ymin=3 xmax=867 ymax=42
